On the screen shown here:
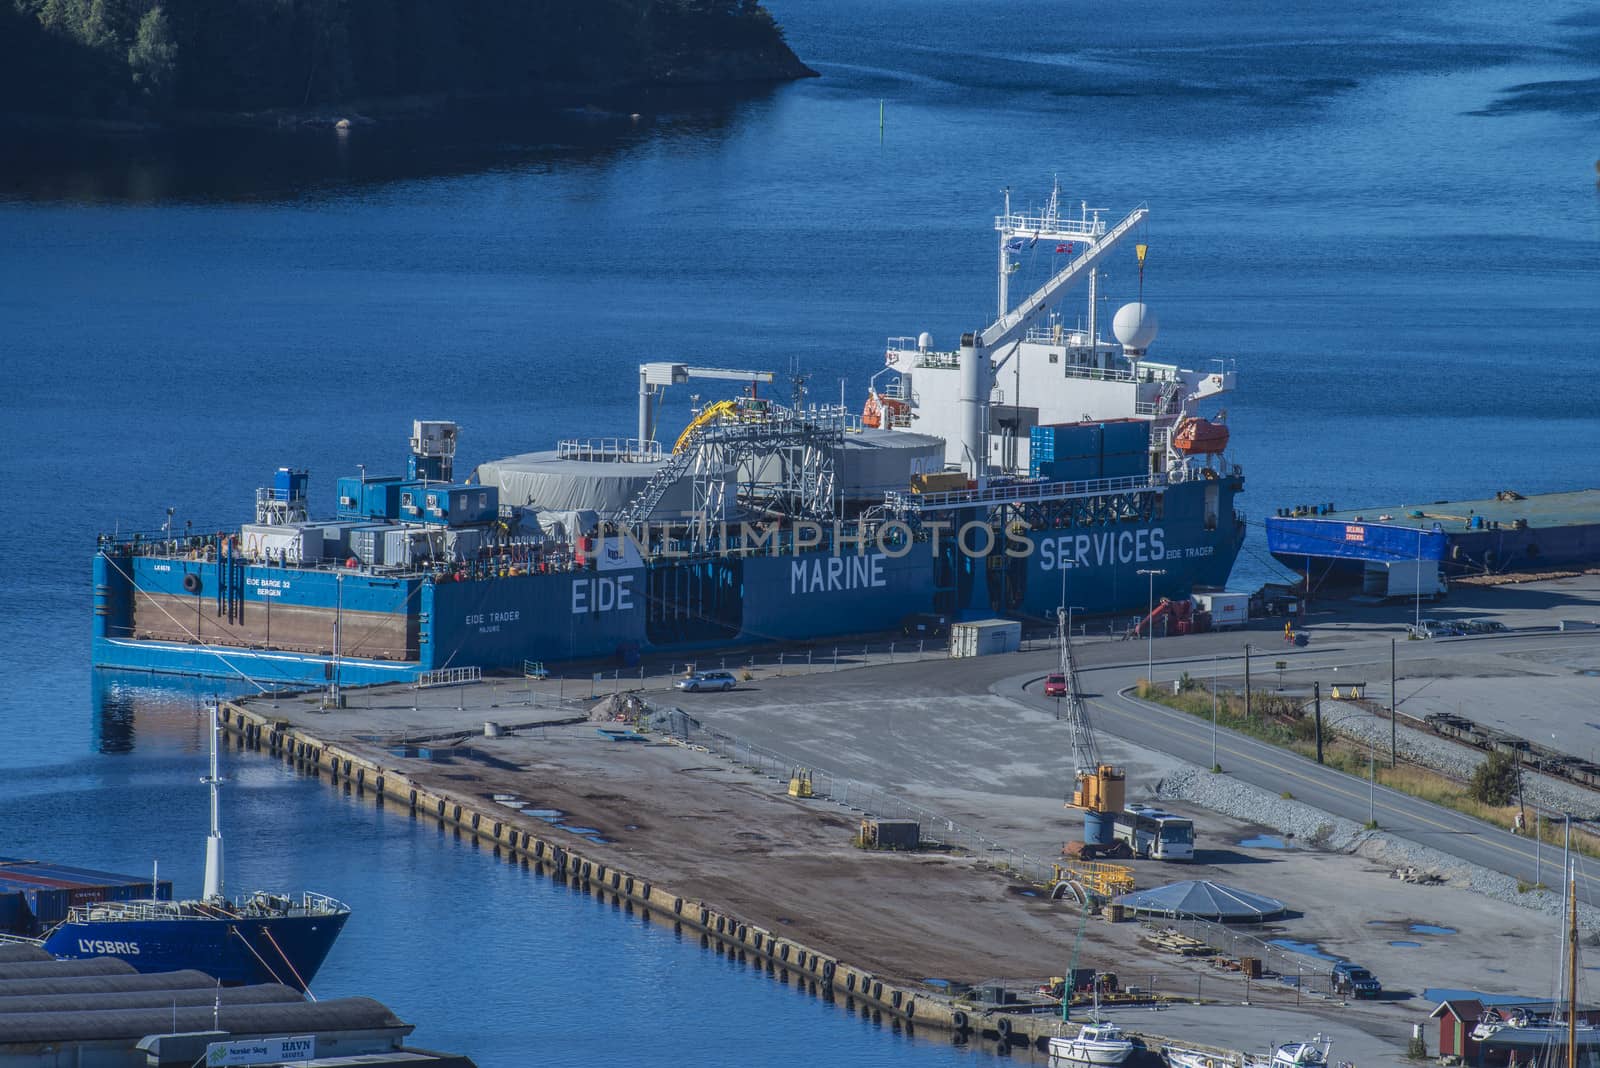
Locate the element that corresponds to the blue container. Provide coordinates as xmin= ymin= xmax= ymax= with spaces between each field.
xmin=273 ymin=467 xmax=309 ymax=502
xmin=1083 ymin=810 xmax=1114 ymax=845
xmin=1098 ymin=418 xmax=1151 ymax=453
xmin=335 ymin=476 xmax=366 ymax=519
xmin=1039 ymin=458 xmax=1102 ymax=483
xmin=22 ymin=886 xmax=73 ymax=925
xmin=363 ymin=478 xmax=410 ymax=520
xmin=0 ymin=891 xmax=25 ymax=934
xmin=414 ymin=484 xmax=499 ymax=527
xmin=408 ymin=453 xmax=449 ymax=481
xmin=1101 ymin=451 xmax=1148 ymax=479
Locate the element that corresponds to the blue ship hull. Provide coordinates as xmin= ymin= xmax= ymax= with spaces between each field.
xmin=93 ymin=479 xmax=1244 ymax=685
xmin=41 ymin=908 xmax=348 ymax=989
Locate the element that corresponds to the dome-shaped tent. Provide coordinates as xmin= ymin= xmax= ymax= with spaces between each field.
xmin=1113 ymin=880 xmax=1286 ymax=922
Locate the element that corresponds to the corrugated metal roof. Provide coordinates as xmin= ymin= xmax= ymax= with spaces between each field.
xmin=0 ymin=981 xmax=303 ymax=1016
xmin=0 ymin=995 xmax=407 ymax=1044
xmin=0 ymin=957 xmax=134 ymax=982
xmin=0 ymin=946 xmax=52 ymax=966
xmin=0 ymin=967 xmax=219 ymax=999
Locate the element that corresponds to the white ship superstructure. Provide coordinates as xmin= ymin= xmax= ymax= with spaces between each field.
xmin=870 ymin=185 xmax=1235 ymax=485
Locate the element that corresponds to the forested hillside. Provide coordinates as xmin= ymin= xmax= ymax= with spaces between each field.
xmin=0 ymin=0 xmax=813 ymax=121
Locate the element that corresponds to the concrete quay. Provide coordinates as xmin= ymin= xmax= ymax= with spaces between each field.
xmin=221 ymin=574 xmax=1600 ymax=1063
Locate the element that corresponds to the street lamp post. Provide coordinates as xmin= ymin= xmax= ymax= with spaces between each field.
xmin=1137 ymin=568 xmax=1166 ymax=685
xmin=1211 ymin=655 xmax=1219 ymax=771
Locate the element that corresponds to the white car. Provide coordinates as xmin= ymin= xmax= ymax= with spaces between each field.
xmin=675 ymin=670 xmax=737 ymax=693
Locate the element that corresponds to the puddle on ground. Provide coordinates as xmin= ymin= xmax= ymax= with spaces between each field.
xmin=1390 ymin=940 xmax=1423 ymax=948
xmin=1267 ymin=939 xmax=1340 ymax=962
xmin=561 ymin=826 xmax=601 ymax=836
xmin=388 ymin=745 xmax=448 ymax=761
xmin=1410 ymin=924 xmax=1456 ymax=935
xmin=923 ymin=978 xmax=951 ymax=989
xmin=1240 ymin=835 xmax=1296 ymax=849
xmin=524 ymin=809 xmax=565 ymax=820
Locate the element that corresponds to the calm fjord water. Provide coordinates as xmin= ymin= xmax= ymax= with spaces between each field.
xmin=1 ymin=0 xmax=1596 ymax=1062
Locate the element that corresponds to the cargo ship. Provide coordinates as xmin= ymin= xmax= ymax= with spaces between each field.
xmin=92 ymin=188 xmax=1245 ymax=687
xmin=1265 ymin=489 xmax=1600 ymax=597
xmin=0 ymin=707 xmax=349 ymax=989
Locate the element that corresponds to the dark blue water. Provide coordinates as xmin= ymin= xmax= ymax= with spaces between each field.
xmin=2 ymin=0 xmax=1597 ymax=1062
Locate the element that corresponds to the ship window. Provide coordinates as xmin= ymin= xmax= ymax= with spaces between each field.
xmin=1049 ymin=353 xmax=1059 ymax=364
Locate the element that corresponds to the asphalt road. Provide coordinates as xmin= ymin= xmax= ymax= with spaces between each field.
xmin=1001 ymin=629 xmax=1600 ymax=901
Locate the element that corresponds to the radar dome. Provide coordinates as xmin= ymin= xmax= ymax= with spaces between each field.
xmin=1112 ymin=303 xmax=1159 ymax=353
xmin=917 ymin=331 xmax=933 ymax=352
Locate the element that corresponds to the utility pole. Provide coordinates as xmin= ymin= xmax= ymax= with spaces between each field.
xmin=1313 ymin=681 xmax=1324 ymax=765
xmin=1244 ymin=643 xmax=1252 ymax=722
xmin=1390 ymin=637 xmax=1398 ymax=768
xmin=1211 ymin=655 xmax=1219 ymax=771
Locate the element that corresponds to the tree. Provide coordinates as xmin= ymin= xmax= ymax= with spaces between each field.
xmin=1469 ymin=750 xmax=1519 ymax=807
xmin=127 ymin=5 xmax=176 ymax=107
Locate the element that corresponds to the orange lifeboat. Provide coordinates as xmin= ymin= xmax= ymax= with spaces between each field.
xmin=1172 ymin=417 xmax=1229 ymax=455
xmin=862 ymin=390 xmax=909 ymax=429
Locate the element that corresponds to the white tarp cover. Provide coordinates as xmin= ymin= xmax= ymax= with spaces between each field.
xmin=475 ymin=451 xmax=721 ymax=519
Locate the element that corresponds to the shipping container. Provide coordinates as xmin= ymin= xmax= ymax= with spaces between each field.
xmin=1030 ymin=423 xmax=1102 ymax=463
xmin=1100 ymin=450 xmax=1149 ymax=480
xmin=238 ymin=523 xmax=322 ymax=565
xmin=1038 ymin=458 xmax=1103 ymax=483
xmin=1191 ymin=591 xmax=1249 ymax=629
xmin=1097 ymin=417 xmax=1151 ymax=454
xmin=362 ymin=478 xmax=410 ymax=520
xmin=1363 ymin=560 xmax=1447 ymax=599
xmin=0 ymin=891 xmax=24 ymax=934
xmin=347 ymin=524 xmax=390 ymax=566
xmin=411 ymin=484 xmax=500 ymax=527
xmin=949 ymin=619 xmax=1022 ymax=658
xmin=383 ymin=527 xmax=434 ymax=567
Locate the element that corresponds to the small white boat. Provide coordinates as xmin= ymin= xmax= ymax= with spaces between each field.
xmin=1244 ymin=1036 xmax=1332 ymax=1068
xmin=1163 ymin=1046 xmax=1233 ymax=1068
xmin=1049 ymin=1021 xmax=1136 ymax=1066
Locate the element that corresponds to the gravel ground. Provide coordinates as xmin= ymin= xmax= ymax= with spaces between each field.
xmin=1156 ymin=765 xmax=1600 ymax=932
xmin=1327 ymin=709 xmax=1600 ymax=821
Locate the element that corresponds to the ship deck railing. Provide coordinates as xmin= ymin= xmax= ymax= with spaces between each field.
xmin=886 ymin=472 xmax=1168 ymax=513
xmin=416 ymin=665 xmax=482 ymax=689
xmin=557 ymin=437 xmax=664 ymax=462
xmin=63 ymin=891 xmax=350 ymax=924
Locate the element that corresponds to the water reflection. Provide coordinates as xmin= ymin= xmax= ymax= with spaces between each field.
xmin=91 ymin=670 xmax=256 ymax=755
xmin=0 ymin=86 xmax=782 ymax=206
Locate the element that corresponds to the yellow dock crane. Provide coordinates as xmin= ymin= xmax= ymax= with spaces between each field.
xmin=1056 ymin=606 xmax=1136 ymax=887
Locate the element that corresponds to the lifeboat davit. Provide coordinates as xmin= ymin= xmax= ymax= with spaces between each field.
xmin=1172 ymin=417 xmax=1229 ymax=454
xmin=862 ymin=390 xmax=909 ymax=430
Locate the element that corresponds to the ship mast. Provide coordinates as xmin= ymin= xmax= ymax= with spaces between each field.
xmin=202 ymin=699 xmax=225 ymax=901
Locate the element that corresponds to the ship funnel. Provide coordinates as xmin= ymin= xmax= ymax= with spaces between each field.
xmin=1112 ymin=302 xmax=1159 ymax=355
xmin=202 ymin=701 xmax=225 ymax=901
xmin=959 ymin=332 xmax=989 ymax=487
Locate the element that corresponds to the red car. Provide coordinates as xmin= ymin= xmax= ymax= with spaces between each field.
xmin=1044 ymin=673 xmax=1067 ymax=697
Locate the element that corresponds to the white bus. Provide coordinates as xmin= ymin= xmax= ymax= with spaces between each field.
xmin=1113 ymin=805 xmax=1195 ymax=861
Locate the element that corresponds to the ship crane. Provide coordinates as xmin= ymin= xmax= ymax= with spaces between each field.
xmin=953 ymin=190 xmax=1149 ymax=486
